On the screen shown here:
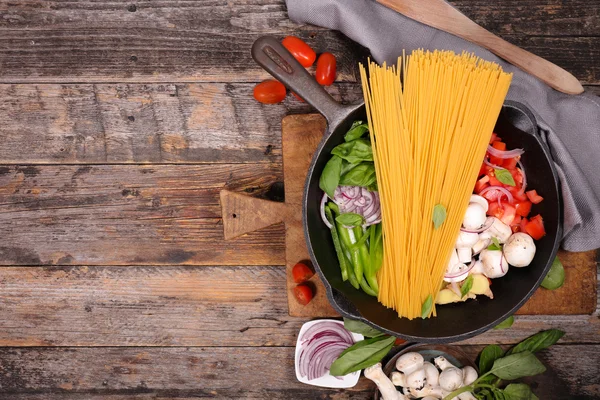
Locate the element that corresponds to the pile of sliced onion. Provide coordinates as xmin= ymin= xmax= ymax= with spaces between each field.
xmin=333 ymin=186 xmax=381 ymax=226
xmin=298 ymin=321 xmax=354 ymax=380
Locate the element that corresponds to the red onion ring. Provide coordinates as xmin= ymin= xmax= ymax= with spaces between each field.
xmin=487 ymin=145 xmax=525 ymax=159
xmin=460 ymin=218 xmax=493 ymax=233
xmin=484 ymin=158 xmax=505 ymax=170
xmin=331 ymin=186 xmax=381 ymax=227
xmin=444 ymin=259 xmax=476 ymax=279
xmin=320 ymin=193 xmax=333 ymax=229
xmin=517 ymin=160 xmax=527 ymax=192
xmin=479 ymin=185 xmax=514 ymax=204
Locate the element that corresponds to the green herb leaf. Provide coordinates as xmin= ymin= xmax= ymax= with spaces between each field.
xmin=329 ymin=335 xmax=395 ymax=376
xmin=541 ymin=256 xmax=565 ymax=290
xmin=341 ymin=160 xmax=360 ymax=176
xmin=344 ymin=121 xmax=369 ymax=142
xmin=339 ymin=162 xmax=377 ymax=187
xmin=494 ymin=315 xmax=514 ymax=330
xmin=432 ymin=204 xmax=447 ymax=229
xmin=319 ymin=156 xmax=343 ymax=198
xmin=367 ymin=182 xmax=378 ymax=192
xmin=495 ymin=168 xmax=516 ymax=186
xmin=475 ymin=389 xmax=494 ymax=400
xmin=489 ymin=351 xmax=546 ymax=380
xmin=343 ymin=318 xmax=384 ymax=338
xmin=335 ymin=212 xmax=364 ymax=227
xmin=492 ymin=388 xmax=507 ymax=400
xmin=421 ymin=294 xmax=433 ymax=318
xmin=478 ymin=344 xmax=504 ymax=374
xmin=506 ymin=329 xmax=565 ymax=356
xmin=487 ymin=237 xmax=501 ymax=251
xmin=531 ymin=394 xmax=539 ymax=400
xmin=460 ymin=275 xmax=474 ymax=298
xmin=331 ymin=139 xmax=373 ymax=164
xmin=503 ymin=383 xmax=534 ymax=400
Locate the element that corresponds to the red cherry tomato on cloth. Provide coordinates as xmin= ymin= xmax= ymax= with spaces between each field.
xmin=293 ymin=284 xmax=314 ymax=305
xmin=316 ymin=52 xmax=337 ymax=86
xmin=292 ymin=262 xmax=314 ymax=283
xmin=253 ymin=80 xmax=286 ymax=104
xmin=282 ymin=36 xmax=316 ymax=68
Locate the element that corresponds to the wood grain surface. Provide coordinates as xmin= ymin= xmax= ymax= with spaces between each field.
xmin=0 ymin=0 xmax=598 ymax=398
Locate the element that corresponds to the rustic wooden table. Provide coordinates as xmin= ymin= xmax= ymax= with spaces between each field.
xmin=0 ymin=1 xmax=598 ymax=399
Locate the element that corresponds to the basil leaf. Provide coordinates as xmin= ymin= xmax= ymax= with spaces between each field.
xmin=503 ymin=383 xmax=534 ymax=400
xmin=341 ymin=160 xmax=360 ymax=176
xmin=494 ymin=315 xmax=514 ymax=330
xmin=344 ymin=121 xmax=369 ymax=142
xmin=329 ymin=335 xmax=395 ymax=376
xmin=531 ymin=394 xmax=539 ymax=400
xmin=331 ymin=139 xmax=373 ymax=164
xmin=336 ymin=335 xmax=389 ymax=359
xmin=367 ymin=182 xmax=378 ymax=192
xmin=541 ymin=256 xmax=565 ymax=290
xmin=339 ymin=163 xmax=376 ymax=187
xmin=488 ymin=237 xmax=502 ymax=251
xmin=336 ymin=212 xmax=364 ymax=227
xmin=489 ymin=351 xmax=546 ymax=380
xmin=432 ymin=204 xmax=447 ymax=229
xmin=495 ymin=168 xmax=516 ymax=186
xmin=319 ymin=156 xmax=342 ymax=198
xmin=421 ymin=294 xmax=433 ymax=318
xmin=506 ymin=329 xmax=565 ymax=356
xmin=460 ymin=275 xmax=474 ymax=298
xmin=478 ymin=344 xmax=504 ymax=374
xmin=476 ymin=389 xmax=494 ymax=400
xmin=492 ymin=388 xmax=507 ymax=400
xmin=343 ymin=318 xmax=384 ymax=338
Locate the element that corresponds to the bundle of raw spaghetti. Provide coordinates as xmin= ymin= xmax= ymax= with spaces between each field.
xmin=360 ymin=50 xmax=512 ymax=319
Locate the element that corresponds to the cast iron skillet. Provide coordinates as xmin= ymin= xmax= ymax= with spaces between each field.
xmin=252 ymin=36 xmax=562 ymax=343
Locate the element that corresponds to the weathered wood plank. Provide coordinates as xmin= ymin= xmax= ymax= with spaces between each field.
xmin=0 ymin=346 xmax=598 ymax=399
xmin=0 ymin=164 xmax=286 ymax=265
xmin=0 ymin=83 xmax=363 ymax=164
xmin=0 ymin=0 xmax=598 ymax=83
xmin=0 ymin=266 xmax=598 ymax=347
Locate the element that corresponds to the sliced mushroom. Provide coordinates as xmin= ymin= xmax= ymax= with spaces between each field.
xmin=480 ymin=217 xmax=512 ymax=243
xmin=456 ymin=231 xmax=479 ymax=263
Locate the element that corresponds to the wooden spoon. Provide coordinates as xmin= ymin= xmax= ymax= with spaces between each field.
xmin=377 ymin=0 xmax=584 ymax=95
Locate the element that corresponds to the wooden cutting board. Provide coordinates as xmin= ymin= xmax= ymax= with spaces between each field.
xmin=220 ymin=114 xmax=597 ymax=317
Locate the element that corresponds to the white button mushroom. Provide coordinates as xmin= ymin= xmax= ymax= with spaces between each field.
xmin=364 ymin=363 xmax=407 ymax=400
xmin=422 ymin=362 xmax=440 ymax=387
xmin=444 ymin=262 xmax=471 ymax=283
xmin=462 ymin=203 xmax=487 ymax=230
xmin=439 ymin=367 xmax=464 ymax=392
xmin=409 ymin=385 xmax=444 ymax=399
xmin=469 ymin=195 xmax=489 ymax=212
xmin=470 ymin=260 xmax=484 ymax=275
xmin=480 ymin=217 xmax=512 ymax=243
xmin=406 ymin=368 xmax=426 ymax=390
xmin=472 ymin=237 xmax=491 ymax=255
xmin=479 ymin=249 xmax=509 ymax=279
xmin=455 ymin=231 xmax=479 ymax=263
xmin=421 ymin=397 xmax=439 ymax=400
xmin=461 ymin=366 xmax=478 ymax=386
xmin=503 ymin=232 xmax=536 ymax=267
xmin=391 ymin=371 xmax=406 ymax=387
xmin=458 ymin=392 xmax=478 ymax=400
xmin=433 ymin=356 xmax=455 ymax=371
xmin=395 ymin=352 xmax=424 ymax=375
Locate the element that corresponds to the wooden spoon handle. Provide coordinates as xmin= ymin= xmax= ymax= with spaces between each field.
xmin=377 ymin=0 xmax=584 ymax=95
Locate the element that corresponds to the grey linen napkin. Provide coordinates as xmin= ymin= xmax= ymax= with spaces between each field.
xmin=287 ymin=0 xmax=600 ymax=252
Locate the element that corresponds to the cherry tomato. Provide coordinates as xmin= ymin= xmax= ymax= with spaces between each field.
xmin=282 ymin=36 xmax=316 ymax=68
xmin=526 ymin=189 xmax=544 ymax=204
xmin=514 ymin=200 xmax=532 ymax=217
xmin=253 ymin=80 xmax=286 ymax=104
xmin=316 ymin=52 xmax=336 ymax=86
xmin=292 ymin=262 xmax=314 ymax=283
xmin=293 ymin=284 xmax=314 ymax=305
xmin=524 ymin=215 xmax=546 ymax=240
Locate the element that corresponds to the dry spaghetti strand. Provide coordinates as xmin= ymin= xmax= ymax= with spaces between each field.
xmin=360 ymin=50 xmax=512 ymax=319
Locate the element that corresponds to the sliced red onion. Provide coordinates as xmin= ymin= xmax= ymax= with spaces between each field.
xmin=479 ymin=185 xmax=514 ymax=204
xmin=331 ymin=186 xmax=381 ymax=227
xmin=487 ymin=144 xmax=525 ymax=159
xmin=320 ymin=193 xmax=333 ymax=229
xmin=449 ymin=281 xmax=462 ymax=297
xmin=298 ymin=321 xmax=355 ymax=380
xmin=484 ymin=158 xmax=505 ymax=170
xmin=500 ymin=251 xmax=506 ymax=274
xmin=517 ymin=160 xmax=527 ymax=192
xmin=445 ymin=259 xmax=476 ymax=279
xmin=460 ymin=218 xmax=493 ymax=233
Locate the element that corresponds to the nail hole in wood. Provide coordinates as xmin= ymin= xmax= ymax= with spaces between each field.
xmin=128 ymin=4 xmax=137 ymax=12
xmin=130 ymin=55 xmax=138 ymax=62
xmin=128 ymin=115 xmax=135 ymax=122
xmin=232 ymin=213 xmax=237 ymax=218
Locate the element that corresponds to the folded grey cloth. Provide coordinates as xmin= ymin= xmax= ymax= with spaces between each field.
xmin=287 ymin=0 xmax=600 ymax=252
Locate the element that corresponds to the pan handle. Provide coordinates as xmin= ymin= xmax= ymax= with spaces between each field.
xmin=252 ymin=36 xmax=355 ymax=126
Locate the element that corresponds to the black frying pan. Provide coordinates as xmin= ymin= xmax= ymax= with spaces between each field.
xmin=252 ymin=36 xmax=562 ymax=342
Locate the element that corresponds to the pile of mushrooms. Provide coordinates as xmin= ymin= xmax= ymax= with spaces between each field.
xmin=436 ymin=195 xmax=537 ymax=305
xmin=364 ymin=352 xmax=478 ymax=400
